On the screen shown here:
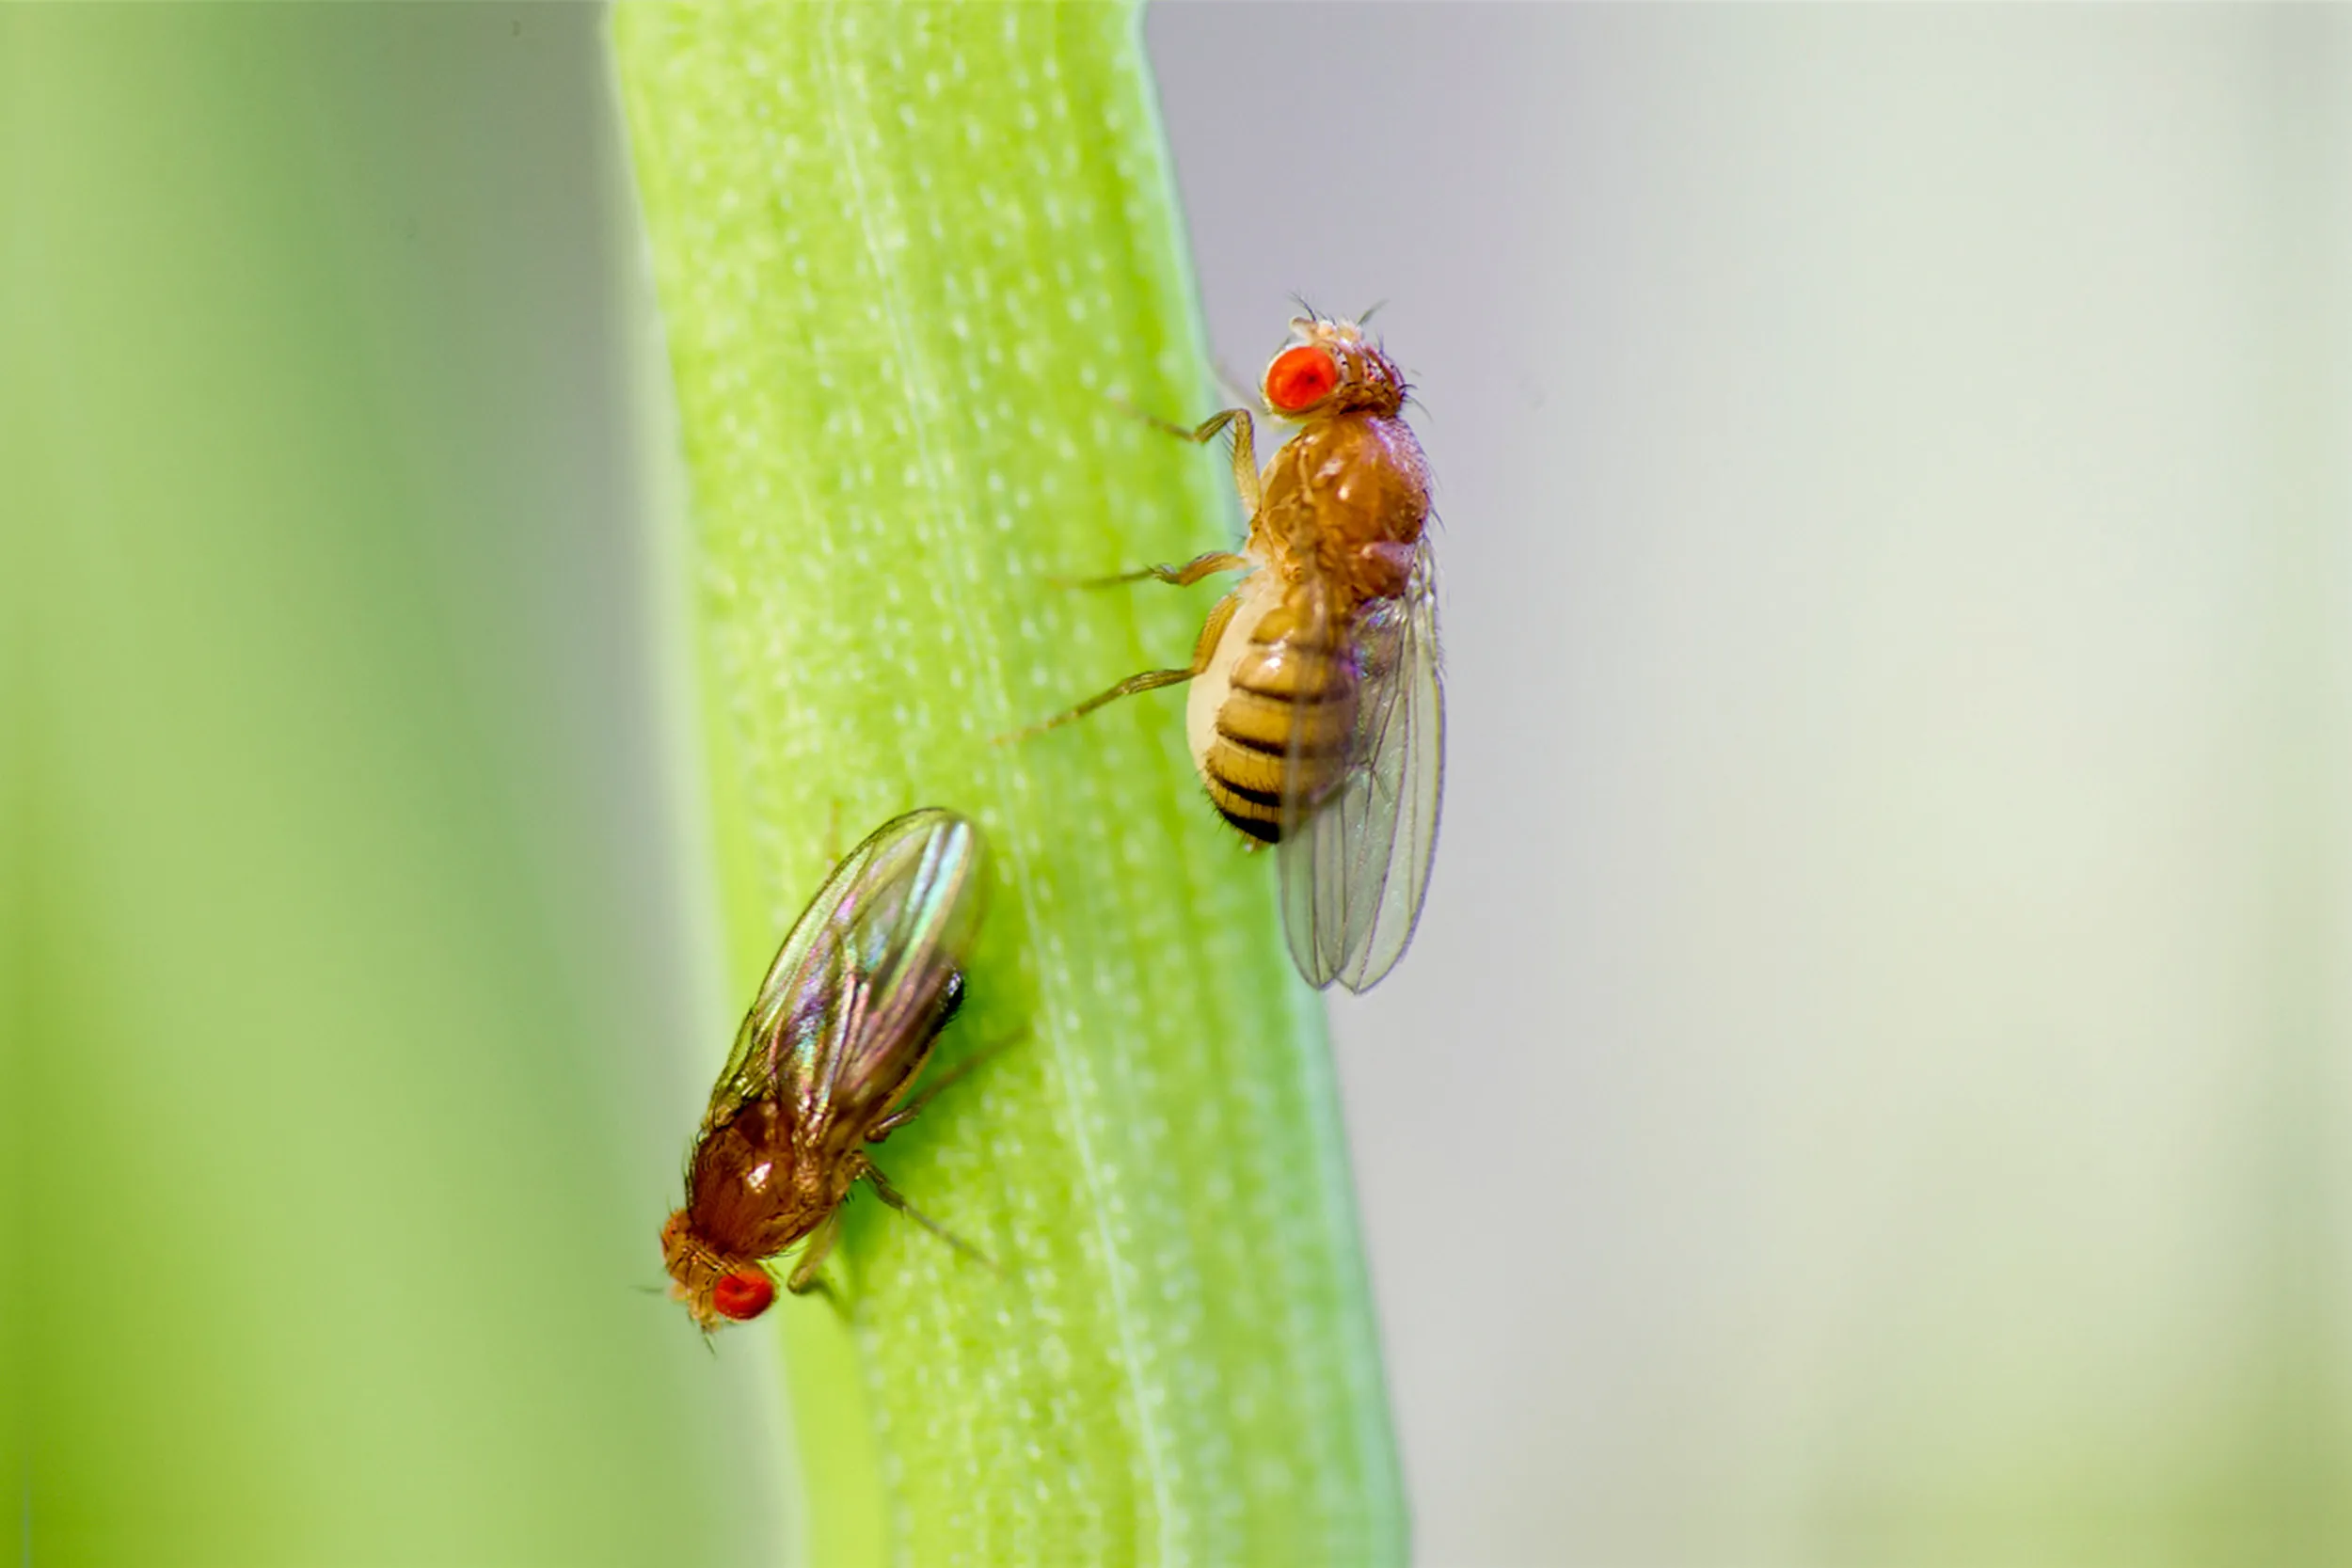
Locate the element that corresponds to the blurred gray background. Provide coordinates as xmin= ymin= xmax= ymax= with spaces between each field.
xmin=1148 ymin=6 xmax=2351 ymax=1565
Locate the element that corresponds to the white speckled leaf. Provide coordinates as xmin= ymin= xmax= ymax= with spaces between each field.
xmin=612 ymin=6 xmax=1403 ymax=1565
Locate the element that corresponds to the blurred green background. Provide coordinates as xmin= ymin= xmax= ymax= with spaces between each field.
xmin=10 ymin=8 xmax=779 ymax=1562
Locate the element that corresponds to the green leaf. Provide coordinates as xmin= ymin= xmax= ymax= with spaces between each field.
xmin=612 ymin=4 xmax=1404 ymax=1564
xmin=8 ymin=8 xmax=785 ymax=1561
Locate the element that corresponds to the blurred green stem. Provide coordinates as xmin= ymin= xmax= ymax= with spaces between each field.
xmin=613 ymin=4 xmax=1403 ymax=1565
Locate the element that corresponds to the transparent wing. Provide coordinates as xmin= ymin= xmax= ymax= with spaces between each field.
xmin=705 ymin=808 xmax=987 ymax=1147
xmin=1279 ymin=542 xmax=1444 ymax=992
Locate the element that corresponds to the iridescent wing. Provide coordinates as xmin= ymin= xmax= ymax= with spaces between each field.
xmin=1279 ymin=542 xmax=1444 ymax=992
xmin=705 ymin=808 xmax=987 ymax=1152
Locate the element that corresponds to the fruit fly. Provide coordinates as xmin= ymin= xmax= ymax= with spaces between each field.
xmin=660 ymin=807 xmax=989 ymax=1331
xmin=1029 ymin=314 xmax=1441 ymax=993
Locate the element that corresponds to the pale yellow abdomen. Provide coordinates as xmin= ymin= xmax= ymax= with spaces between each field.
xmin=1186 ymin=574 xmax=1358 ymax=844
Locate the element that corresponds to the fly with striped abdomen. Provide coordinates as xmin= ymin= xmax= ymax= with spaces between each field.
xmin=660 ymin=808 xmax=990 ymax=1331
xmin=1021 ymin=314 xmax=1443 ymax=994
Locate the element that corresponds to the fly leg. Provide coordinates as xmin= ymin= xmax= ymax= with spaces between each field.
xmin=998 ymin=668 xmax=1194 ymax=741
xmin=1137 ymin=406 xmax=1263 ymax=516
xmin=857 ymin=1157 xmax=995 ymax=1272
xmin=1057 ymin=549 xmax=1248 ymax=591
xmin=997 ymin=588 xmax=1244 ymax=741
xmin=864 ymin=1026 xmax=1027 ymax=1144
xmin=785 ymin=1212 xmax=843 ymax=1297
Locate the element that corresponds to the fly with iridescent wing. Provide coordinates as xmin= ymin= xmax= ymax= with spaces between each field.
xmin=660 ymin=807 xmax=990 ymax=1332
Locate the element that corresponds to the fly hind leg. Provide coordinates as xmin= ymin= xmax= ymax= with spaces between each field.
xmin=1058 ymin=549 xmax=1248 ymax=591
xmin=857 ymin=1158 xmax=996 ymax=1272
xmin=999 ymin=589 xmax=1243 ymax=742
xmin=999 ymin=667 xmax=1197 ymax=742
xmin=864 ymin=1024 xmax=1026 ymax=1145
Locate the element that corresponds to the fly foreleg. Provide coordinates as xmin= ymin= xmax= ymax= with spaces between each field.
xmin=1125 ymin=402 xmax=1265 ymax=515
xmin=785 ymin=1213 xmax=842 ymax=1296
xmin=1185 ymin=408 xmax=1264 ymax=517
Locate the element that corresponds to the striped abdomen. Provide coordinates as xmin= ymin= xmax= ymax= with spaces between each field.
xmin=1186 ymin=577 xmax=1358 ymax=844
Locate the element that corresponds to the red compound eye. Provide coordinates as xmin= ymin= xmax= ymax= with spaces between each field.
xmin=1264 ymin=344 xmax=1340 ymax=413
xmin=712 ymin=1270 xmax=775 ymax=1322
